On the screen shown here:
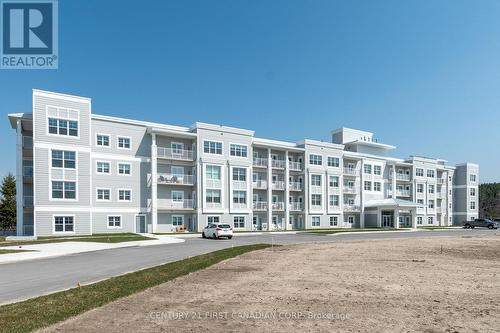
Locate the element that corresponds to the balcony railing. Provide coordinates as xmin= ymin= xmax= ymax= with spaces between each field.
xmin=232 ymin=181 xmax=247 ymax=190
xmin=23 ymin=195 xmax=33 ymax=207
xmin=232 ymin=203 xmax=247 ymax=209
xmin=391 ymin=173 xmax=411 ymax=181
xmin=289 ymin=182 xmax=303 ymax=191
xmin=253 ymin=158 xmax=268 ymax=167
xmin=436 ymin=207 xmax=443 ymax=214
xmin=157 ymin=147 xmax=194 ymax=161
xmin=205 ymin=202 xmax=223 ymax=209
xmin=343 ymin=204 xmax=360 ymax=212
xmin=395 ymin=189 xmax=410 ymax=197
xmin=272 ymin=202 xmax=285 ymax=210
xmin=271 ymin=159 xmax=286 ymax=169
xmin=343 ymin=168 xmax=358 ymax=176
xmin=437 ymin=178 xmax=446 ymax=185
xmin=253 ymin=201 xmax=268 ymax=210
xmin=157 ymin=199 xmax=195 ymax=210
xmin=252 ymin=180 xmax=267 ymax=189
xmin=288 ymin=161 xmax=302 ymax=171
xmin=206 ymin=179 xmax=222 ymax=188
xmin=157 ymin=173 xmax=195 ymax=186
xmin=272 ymin=181 xmax=285 ymax=190
xmin=289 ymin=202 xmax=303 ymax=211
xmin=343 ymin=187 xmax=358 ymax=194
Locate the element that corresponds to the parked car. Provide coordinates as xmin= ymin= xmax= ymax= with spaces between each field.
xmin=202 ymin=223 xmax=233 ymax=239
xmin=463 ymin=219 xmax=499 ymax=229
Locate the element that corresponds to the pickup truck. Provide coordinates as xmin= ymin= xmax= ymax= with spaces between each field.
xmin=463 ymin=219 xmax=499 ymax=229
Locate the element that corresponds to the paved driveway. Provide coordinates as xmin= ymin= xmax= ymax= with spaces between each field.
xmin=0 ymin=228 xmax=493 ymax=305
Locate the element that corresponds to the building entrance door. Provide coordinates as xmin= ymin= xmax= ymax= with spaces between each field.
xmin=382 ymin=211 xmax=394 ymax=228
xmin=136 ymin=214 xmax=146 ymax=233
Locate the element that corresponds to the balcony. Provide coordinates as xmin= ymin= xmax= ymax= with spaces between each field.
xmin=271 ymin=159 xmax=286 ymax=169
xmin=289 ymin=202 xmax=303 ymax=211
xmin=22 ymin=136 xmax=33 ymax=149
xmin=436 ymin=207 xmax=443 ymax=214
xmin=157 ymin=147 xmax=194 ymax=161
xmin=157 ymin=173 xmax=195 ymax=186
xmin=395 ymin=189 xmax=410 ymax=197
xmin=391 ymin=173 xmax=411 ymax=181
xmin=343 ymin=168 xmax=358 ymax=176
xmin=437 ymin=178 xmax=446 ymax=185
xmin=253 ymin=158 xmax=268 ymax=168
xmin=343 ymin=187 xmax=358 ymax=194
xmin=272 ymin=202 xmax=285 ymax=211
xmin=232 ymin=181 xmax=247 ymax=190
xmin=157 ymin=199 xmax=195 ymax=210
xmin=272 ymin=181 xmax=285 ymax=191
xmin=288 ymin=161 xmax=302 ymax=171
xmin=252 ymin=180 xmax=267 ymax=190
xmin=23 ymin=195 xmax=33 ymax=207
xmin=289 ymin=181 xmax=303 ymax=191
xmin=343 ymin=204 xmax=360 ymax=212
xmin=253 ymin=201 xmax=268 ymax=211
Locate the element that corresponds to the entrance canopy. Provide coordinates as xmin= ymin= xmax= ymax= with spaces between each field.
xmin=364 ymin=198 xmax=422 ymax=209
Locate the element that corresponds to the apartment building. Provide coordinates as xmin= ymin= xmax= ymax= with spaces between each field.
xmin=8 ymin=90 xmax=479 ymax=236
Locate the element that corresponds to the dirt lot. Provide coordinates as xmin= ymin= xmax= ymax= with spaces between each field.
xmin=41 ymin=234 xmax=500 ymax=332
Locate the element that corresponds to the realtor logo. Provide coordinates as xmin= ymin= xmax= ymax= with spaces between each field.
xmin=1 ymin=0 xmax=58 ymax=69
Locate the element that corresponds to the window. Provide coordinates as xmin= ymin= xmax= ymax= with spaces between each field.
xmin=96 ymin=162 xmax=110 ymax=174
xmin=233 ymin=191 xmax=247 ymax=204
xmin=417 ymin=217 xmax=423 ymax=225
xmin=311 ymin=194 xmax=321 ymax=206
xmin=364 ymin=164 xmax=372 ymax=174
xmin=373 ymin=165 xmax=382 ymax=175
xmin=232 ymin=168 xmax=246 ymax=181
xmin=311 ymin=174 xmax=321 ymax=186
xmin=427 ymin=216 xmax=433 ymax=225
xmin=171 ymin=142 xmax=184 ymax=154
xmin=51 ymin=150 xmax=76 ymax=169
xmin=470 ymin=188 xmax=476 ymax=196
xmin=171 ymin=166 xmax=184 ymax=177
xmin=417 ymin=184 xmax=424 ymax=193
xmin=329 ymin=176 xmax=339 ymax=188
xmin=470 ymin=174 xmax=477 ymax=182
xmin=428 ymin=185 xmax=435 ymax=194
xmin=172 ymin=191 xmax=184 ymax=202
xmin=208 ymin=216 xmax=220 ymax=224
xmin=427 ymin=169 xmax=435 ymax=178
xmin=97 ymin=189 xmax=110 ymax=201
xmin=54 ymin=216 xmax=74 ymax=233
xmin=204 ymin=140 xmax=222 ymax=155
xmin=309 ymin=154 xmax=322 ymax=165
xmin=329 ymin=195 xmax=339 ymax=206
xmin=48 ymin=118 xmax=78 ymax=137
xmin=230 ymin=144 xmax=248 ymax=157
xmin=52 ymin=181 xmax=76 ymax=199
xmin=118 ymin=163 xmax=131 ymax=175
xmin=470 ymin=201 xmax=476 ymax=210
xmin=108 ymin=216 xmax=121 ymax=228
xmin=172 ymin=215 xmax=183 ymax=226
xmin=374 ymin=182 xmax=381 ymax=192
xmin=348 ymin=216 xmax=354 ymax=224
xmin=118 ymin=189 xmax=131 ymax=201
xmin=417 ymin=199 xmax=424 ymax=205
xmin=327 ymin=157 xmax=339 ymax=167
xmin=118 ymin=137 xmax=131 ymax=149
xmin=364 ymin=181 xmax=372 ymax=191
xmin=329 ymin=216 xmax=338 ymax=226
xmin=206 ymin=189 xmax=221 ymax=203
xmin=416 ymin=168 xmax=424 ymax=177
xmin=206 ymin=165 xmax=221 ymax=180
xmin=312 ymin=216 xmax=320 ymax=227
xmin=428 ymin=200 xmax=434 ymax=209
xmin=96 ymin=134 xmax=110 ymax=147
xmin=234 ymin=216 xmax=245 ymax=228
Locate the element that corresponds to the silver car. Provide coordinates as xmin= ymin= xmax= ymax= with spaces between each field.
xmin=202 ymin=223 xmax=233 ymax=239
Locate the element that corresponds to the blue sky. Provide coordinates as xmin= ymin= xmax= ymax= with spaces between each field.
xmin=1 ymin=0 xmax=499 ymax=182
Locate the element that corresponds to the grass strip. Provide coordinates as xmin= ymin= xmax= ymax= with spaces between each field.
xmin=0 ymin=243 xmax=272 ymax=333
xmin=0 ymin=250 xmax=32 ymax=255
xmin=0 ymin=233 xmax=152 ymax=247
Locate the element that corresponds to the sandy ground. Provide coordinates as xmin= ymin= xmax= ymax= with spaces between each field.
xmin=41 ymin=234 xmax=500 ymax=333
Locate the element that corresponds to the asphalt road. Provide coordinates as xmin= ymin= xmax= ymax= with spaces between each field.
xmin=0 ymin=228 xmax=494 ymax=305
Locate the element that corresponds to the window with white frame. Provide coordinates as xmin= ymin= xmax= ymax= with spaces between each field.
xmin=348 ymin=216 xmax=354 ymax=224
xmin=204 ymin=140 xmax=222 ymax=155
xmin=118 ymin=189 xmax=131 ymax=201
xmin=427 ymin=169 xmax=435 ymax=178
xmin=206 ymin=189 xmax=221 ymax=203
xmin=470 ymin=201 xmax=476 ymax=210
xmin=208 ymin=216 xmax=220 ymax=225
xmin=309 ymin=154 xmax=322 ymax=165
xmin=54 ymin=216 xmax=74 ymax=233
xmin=427 ymin=216 xmax=433 ymax=224
xmin=364 ymin=181 xmax=372 ymax=191
xmin=417 ymin=216 xmax=423 ymax=225
xmin=374 ymin=182 xmax=381 ymax=192
xmin=230 ymin=144 xmax=248 ymax=157
xmin=234 ymin=216 xmax=245 ymax=228
xmin=373 ymin=165 xmax=382 ymax=175
xmin=232 ymin=167 xmax=246 ymax=181
xmin=171 ymin=166 xmax=184 ymax=177
xmin=329 ymin=195 xmax=339 ymax=206
xmin=329 ymin=216 xmax=338 ymax=226
xmin=233 ymin=191 xmax=247 ymax=204
xmin=329 ymin=176 xmax=339 ymax=187
xmin=312 ymin=216 xmax=320 ymax=227
xmin=416 ymin=168 xmax=424 ymax=177
xmin=327 ymin=156 xmax=339 ymax=167
xmin=118 ymin=163 xmax=131 ymax=175
xmin=311 ymin=174 xmax=321 ymax=186
xmin=118 ymin=137 xmax=131 ymax=149
xmin=171 ymin=191 xmax=184 ymax=202
xmin=346 ymin=198 xmax=355 ymax=205
xmin=171 ymin=142 xmax=184 ymax=154
xmin=172 ymin=215 xmax=183 ymax=226
xmin=417 ymin=184 xmax=424 ymax=193
xmin=417 ymin=199 xmax=424 ymax=204
xmin=52 ymin=181 xmax=76 ymax=199
xmin=96 ymin=162 xmax=110 ymax=174
xmin=469 ymin=174 xmax=476 ymax=182
xmin=428 ymin=185 xmax=435 ymax=194
xmin=96 ymin=134 xmax=110 ymax=147
xmin=48 ymin=118 xmax=78 ymax=137
xmin=108 ymin=216 xmax=121 ymax=228
xmin=97 ymin=189 xmax=110 ymax=201
xmin=206 ymin=165 xmax=221 ymax=180
xmin=51 ymin=150 xmax=76 ymax=169
xmin=428 ymin=200 xmax=434 ymax=209
xmin=311 ymin=194 xmax=321 ymax=206
xmin=364 ymin=164 xmax=372 ymax=174
xmin=470 ymin=188 xmax=476 ymax=196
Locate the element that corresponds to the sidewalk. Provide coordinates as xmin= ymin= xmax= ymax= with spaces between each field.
xmin=0 ymin=234 xmax=184 ymax=264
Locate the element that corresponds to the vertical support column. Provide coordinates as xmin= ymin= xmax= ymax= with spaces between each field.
xmin=266 ymin=148 xmax=272 ymax=231
xmin=16 ymin=120 xmax=24 ymax=236
xmin=151 ymin=133 xmax=158 ymax=233
xmin=284 ymin=151 xmax=289 ymax=231
xmin=391 ymin=164 xmax=397 ymax=199
xmin=359 ymin=159 xmax=365 ymax=229
xmin=412 ymin=208 xmax=417 ymax=229
xmin=304 ymin=164 xmax=309 ymax=229
xmin=394 ymin=209 xmax=400 ymax=229
xmin=377 ymin=208 xmax=381 ymax=228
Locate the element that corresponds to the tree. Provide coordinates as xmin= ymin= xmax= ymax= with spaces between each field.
xmin=0 ymin=174 xmax=16 ymax=231
xmin=479 ymin=183 xmax=500 ymax=219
